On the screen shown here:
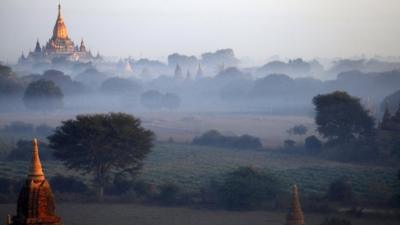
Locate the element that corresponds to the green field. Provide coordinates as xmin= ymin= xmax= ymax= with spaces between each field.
xmin=1 ymin=143 xmax=399 ymax=199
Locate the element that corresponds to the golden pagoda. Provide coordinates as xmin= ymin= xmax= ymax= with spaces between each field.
xmin=284 ymin=185 xmax=305 ymax=225
xmin=7 ymin=139 xmax=63 ymax=225
xmin=19 ymin=2 xmax=101 ymax=64
xmin=46 ymin=3 xmax=75 ymax=54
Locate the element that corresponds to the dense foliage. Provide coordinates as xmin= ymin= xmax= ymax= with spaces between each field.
xmin=23 ymin=79 xmax=63 ymax=110
xmin=48 ymin=113 xmax=154 ymax=199
xmin=192 ymin=130 xmax=262 ymax=150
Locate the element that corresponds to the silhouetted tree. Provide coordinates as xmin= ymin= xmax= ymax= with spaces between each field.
xmin=304 ymin=135 xmax=322 ymax=152
xmin=287 ymin=125 xmax=308 ymax=136
xmin=0 ymin=64 xmax=24 ymax=96
xmin=48 ymin=113 xmax=154 ymax=200
xmin=313 ymin=91 xmax=375 ymax=145
xmin=23 ymin=79 xmax=63 ymax=110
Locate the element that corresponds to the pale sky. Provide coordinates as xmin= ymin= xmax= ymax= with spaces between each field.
xmin=0 ymin=0 xmax=399 ymax=63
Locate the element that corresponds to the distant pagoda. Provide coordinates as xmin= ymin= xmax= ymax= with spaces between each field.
xmin=6 ymin=139 xmax=63 ymax=225
xmin=18 ymin=2 xmax=101 ymax=64
xmin=284 ymin=185 xmax=305 ymax=225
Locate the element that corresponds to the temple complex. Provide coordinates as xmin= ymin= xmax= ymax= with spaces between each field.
xmin=18 ymin=3 xmax=100 ymax=64
xmin=284 ymin=185 xmax=305 ymax=225
xmin=6 ymin=139 xmax=63 ymax=225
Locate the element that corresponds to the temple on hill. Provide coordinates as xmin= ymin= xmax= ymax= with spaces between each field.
xmin=6 ymin=139 xmax=63 ymax=225
xmin=18 ymin=3 xmax=101 ymax=64
xmin=284 ymin=185 xmax=305 ymax=225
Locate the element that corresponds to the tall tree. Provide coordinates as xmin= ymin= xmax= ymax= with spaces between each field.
xmin=48 ymin=113 xmax=154 ymax=200
xmin=23 ymin=79 xmax=63 ymax=110
xmin=313 ymin=91 xmax=375 ymax=145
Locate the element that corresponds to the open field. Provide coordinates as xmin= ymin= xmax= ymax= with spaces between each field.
xmin=1 ymin=203 xmax=398 ymax=225
xmin=0 ymin=143 xmax=398 ymax=198
xmin=0 ymin=111 xmax=315 ymax=147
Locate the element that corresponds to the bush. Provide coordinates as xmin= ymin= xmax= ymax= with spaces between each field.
xmin=105 ymin=175 xmax=134 ymax=196
xmin=216 ymin=167 xmax=284 ymax=210
xmin=319 ymin=217 xmax=352 ymax=225
xmin=50 ymin=175 xmax=88 ymax=194
xmin=133 ymin=180 xmax=156 ymax=198
xmin=192 ymin=130 xmax=262 ymax=150
xmin=304 ymin=135 xmax=322 ymax=153
xmin=158 ymin=183 xmax=181 ymax=205
xmin=327 ymin=177 xmax=353 ymax=202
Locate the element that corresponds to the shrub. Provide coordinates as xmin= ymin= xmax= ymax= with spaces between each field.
xmin=158 ymin=183 xmax=181 ymax=205
xmin=216 ymin=167 xmax=284 ymax=210
xmin=50 ymin=175 xmax=88 ymax=194
xmin=133 ymin=180 xmax=156 ymax=198
xmin=105 ymin=175 xmax=134 ymax=196
xmin=304 ymin=135 xmax=322 ymax=153
xmin=327 ymin=177 xmax=353 ymax=202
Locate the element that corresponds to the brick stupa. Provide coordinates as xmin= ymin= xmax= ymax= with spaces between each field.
xmin=284 ymin=185 xmax=305 ymax=225
xmin=7 ymin=139 xmax=63 ymax=225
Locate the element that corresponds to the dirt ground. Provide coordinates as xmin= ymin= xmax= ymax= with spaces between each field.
xmin=1 ymin=203 xmax=398 ymax=225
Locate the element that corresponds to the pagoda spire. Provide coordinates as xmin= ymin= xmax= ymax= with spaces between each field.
xmin=285 ymin=185 xmax=305 ymax=225
xmin=58 ymin=0 xmax=62 ymax=19
xmin=28 ymin=138 xmax=45 ymax=181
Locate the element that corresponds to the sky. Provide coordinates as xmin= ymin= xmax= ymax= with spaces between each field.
xmin=0 ymin=0 xmax=399 ymax=64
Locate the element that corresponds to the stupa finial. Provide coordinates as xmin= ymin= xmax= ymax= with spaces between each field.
xmin=28 ymin=138 xmax=45 ymax=180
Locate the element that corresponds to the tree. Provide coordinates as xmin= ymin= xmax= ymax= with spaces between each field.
xmin=304 ymin=135 xmax=322 ymax=152
xmin=23 ymin=79 xmax=63 ymax=110
xmin=287 ymin=125 xmax=308 ymax=136
xmin=48 ymin=113 xmax=154 ymax=200
xmin=0 ymin=64 xmax=24 ymax=96
xmin=313 ymin=91 xmax=375 ymax=145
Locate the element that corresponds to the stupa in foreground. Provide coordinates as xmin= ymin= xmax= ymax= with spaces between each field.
xmin=6 ymin=139 xmax=63 ymax=225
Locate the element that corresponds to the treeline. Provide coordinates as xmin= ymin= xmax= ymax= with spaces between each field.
xmin=192 ymin=130 xmax=263 ymax=150
xmin=3 ymin=63 xmax=400 ymax=114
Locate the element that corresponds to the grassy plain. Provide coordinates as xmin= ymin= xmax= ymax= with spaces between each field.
xmin=0 ymin=143 xmax=398 ymax=198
